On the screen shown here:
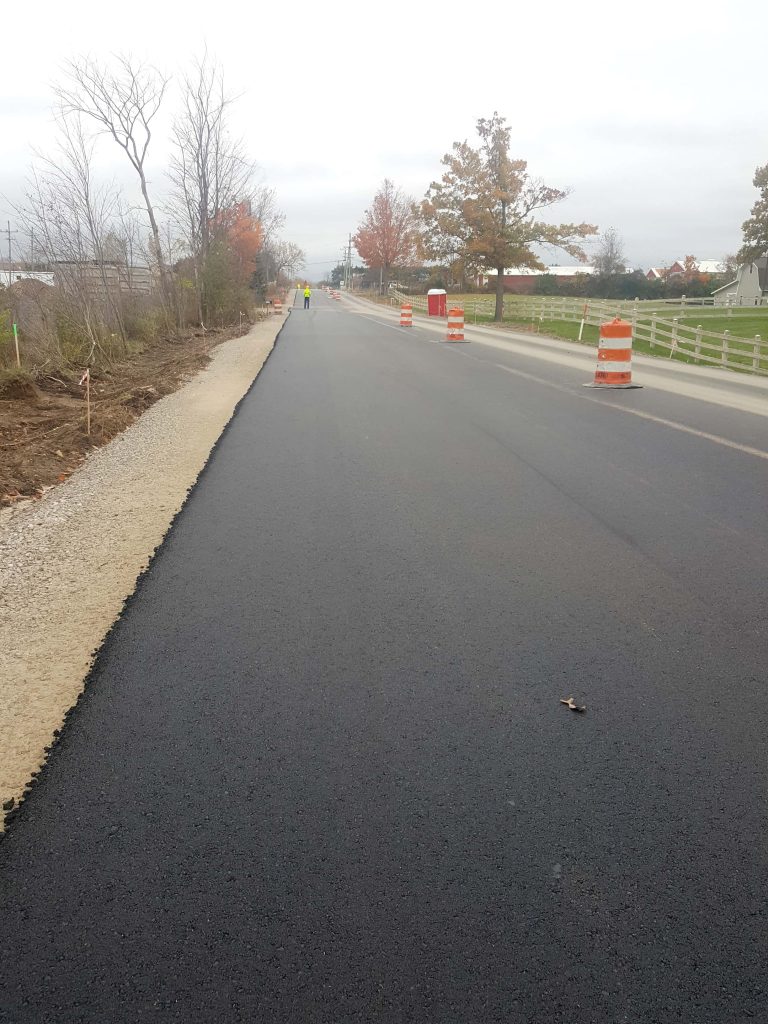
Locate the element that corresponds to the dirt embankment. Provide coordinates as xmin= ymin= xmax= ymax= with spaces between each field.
xmin=0 ymin=312 xmax=286 ymax=827
xmin=0 ymin=324 xmax=255 ymax=504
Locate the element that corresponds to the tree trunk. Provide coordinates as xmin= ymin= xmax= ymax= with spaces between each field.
xmin=139 ymin=170 xmax=174 ymax=320
xmin=494 ymin=265 xmax=504 ymax=321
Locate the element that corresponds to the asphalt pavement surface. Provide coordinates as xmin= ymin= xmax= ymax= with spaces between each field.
xmin=1 ymin=289 xmax=767 ymax=1022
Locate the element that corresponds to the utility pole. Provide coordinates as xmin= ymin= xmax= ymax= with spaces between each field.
xmin=339 ymin=246 xmax=346 ymax=289
xmin=347 ymin=233 xmax=352 ymax=291
xmin=6 ymin=221 xmax=19 ymax=288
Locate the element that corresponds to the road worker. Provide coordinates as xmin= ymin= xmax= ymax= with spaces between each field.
xmin=304 ymin=285 xmax=311 ymax=310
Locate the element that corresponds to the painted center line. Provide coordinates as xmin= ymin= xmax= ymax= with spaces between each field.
xmin=343 ymin=305 xmax=768 ymax=459
xmin=445 ymin=346 xmax=768 ymax=462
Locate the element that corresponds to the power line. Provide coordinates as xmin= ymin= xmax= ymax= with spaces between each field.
xmin=301 ymin=258 xmax=345 ymax=267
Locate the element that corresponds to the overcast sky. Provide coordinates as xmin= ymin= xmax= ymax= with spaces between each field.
xmin=1 ymin=0 xmax=765 ymax=275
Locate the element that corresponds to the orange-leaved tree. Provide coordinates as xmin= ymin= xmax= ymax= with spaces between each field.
xmin=204 ymin=202 xmax=263 ymax=319
xmin=224 ymin=202 xmax=263 ymax=286
xmin=419 ymin=113 xmax=597 ymax=320
xmin=682 ymin=255 xmax=699 ymax=282
xmin=354 ymin=179 xmax=418 ymax=292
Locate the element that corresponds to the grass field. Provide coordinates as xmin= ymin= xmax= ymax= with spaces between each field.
xmin=451 ymin=296 xmax=768 ymax=341
xmin=661 ymin=315 xmax=768 ymax=339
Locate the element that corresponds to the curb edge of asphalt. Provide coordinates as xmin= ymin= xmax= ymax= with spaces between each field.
xmin=0 ymin=313 xmax=291 ymax=838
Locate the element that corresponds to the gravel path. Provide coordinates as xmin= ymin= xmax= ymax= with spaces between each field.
xmin=0 ymin=314 xmax=285 ymax=821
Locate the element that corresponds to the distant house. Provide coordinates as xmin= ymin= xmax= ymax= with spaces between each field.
xmin=647 ymin=261 xmax=684 ymax=281
xmin=712 ymin=258 xmax=768 ymax=306
xmin=476 ymin=265 xmax=596 ymax=294
xmin=647 ymin=259 xmax=723 ymax=282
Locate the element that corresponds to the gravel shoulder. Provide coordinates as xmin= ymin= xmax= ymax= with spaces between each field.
xmin=0 ymin=314 xmax=286 ymax=822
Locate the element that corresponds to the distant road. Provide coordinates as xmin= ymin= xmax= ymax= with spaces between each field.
xmin=1 ymin=288 xmax=766 ymax=1022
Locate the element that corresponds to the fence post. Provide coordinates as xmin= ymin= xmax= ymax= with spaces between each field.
xmin=649 ymin=314 xmax=657 ymax=349
xmin=692 ymin=327 xmax=704 ymax=364
xmin=722 ymin=330 xmax=729 ymax=366
xmin=754 ymin=336 xmax=761 ymax=372
xmin=669 ymin=318 xmax=678 ymax=358
xmin=694 ymin=325 xmax=702 ymax=364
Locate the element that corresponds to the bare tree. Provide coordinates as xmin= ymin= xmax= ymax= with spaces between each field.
xmin=14 ymin=110 xmax=129 ymax=358
xmin=167 ymin=54 xmax=257 ymax=324
xmin=250 ymin=186 xmax=285 ymax=248
xmin=167 ymin=54 xmax=281 ymax=325
xmin=592 ymin=227 xmax=626 ymax=277
xmin=55 ymin=55 xmax=172 ymax=312
xmin=56 ymin=112 xmax=128 ymax=347
xmin=113 ymin=202 xmax=152 ymax=293
xmin=270 ymin=240 xmax=306 ymax=282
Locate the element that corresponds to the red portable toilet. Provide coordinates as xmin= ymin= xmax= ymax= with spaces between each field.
xmin=427 ymin=288 xmax=447 ymax=317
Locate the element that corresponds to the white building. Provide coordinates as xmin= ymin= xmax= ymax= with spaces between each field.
xmin=711 ymin=258 xmax=768 ymax=306
xmin=696 ymin=259 xmax=725 ymax=275
xmin=8 ymin=270 xmax=55 ymax=287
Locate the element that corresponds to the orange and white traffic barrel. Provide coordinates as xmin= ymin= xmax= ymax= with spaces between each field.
xmin=400 ymin=303 xmax=413 ymax=327
xmin=445 ymin=307 xmax=465 ymax=342
xmin=274 ymin=298 xmax=283 ymax=315
xmin=585 ymin=317 xmax=641 ymax=388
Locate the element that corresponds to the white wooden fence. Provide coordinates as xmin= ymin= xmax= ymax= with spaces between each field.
xmin=389 ymin=291 xmax=768 ymax=376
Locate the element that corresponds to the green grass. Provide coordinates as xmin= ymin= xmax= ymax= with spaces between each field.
xmin=658 ymin=314 xmax=768 ymax=339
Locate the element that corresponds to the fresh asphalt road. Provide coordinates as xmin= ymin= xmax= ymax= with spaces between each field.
xmin=1 ymin=289 xmax=766 ymax=1023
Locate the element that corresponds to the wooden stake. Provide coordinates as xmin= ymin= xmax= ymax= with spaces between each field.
xmin=79 ymin=369 xmax=91 ymax=436
xmin=578 ymin=302 xmax=588 ymax=342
